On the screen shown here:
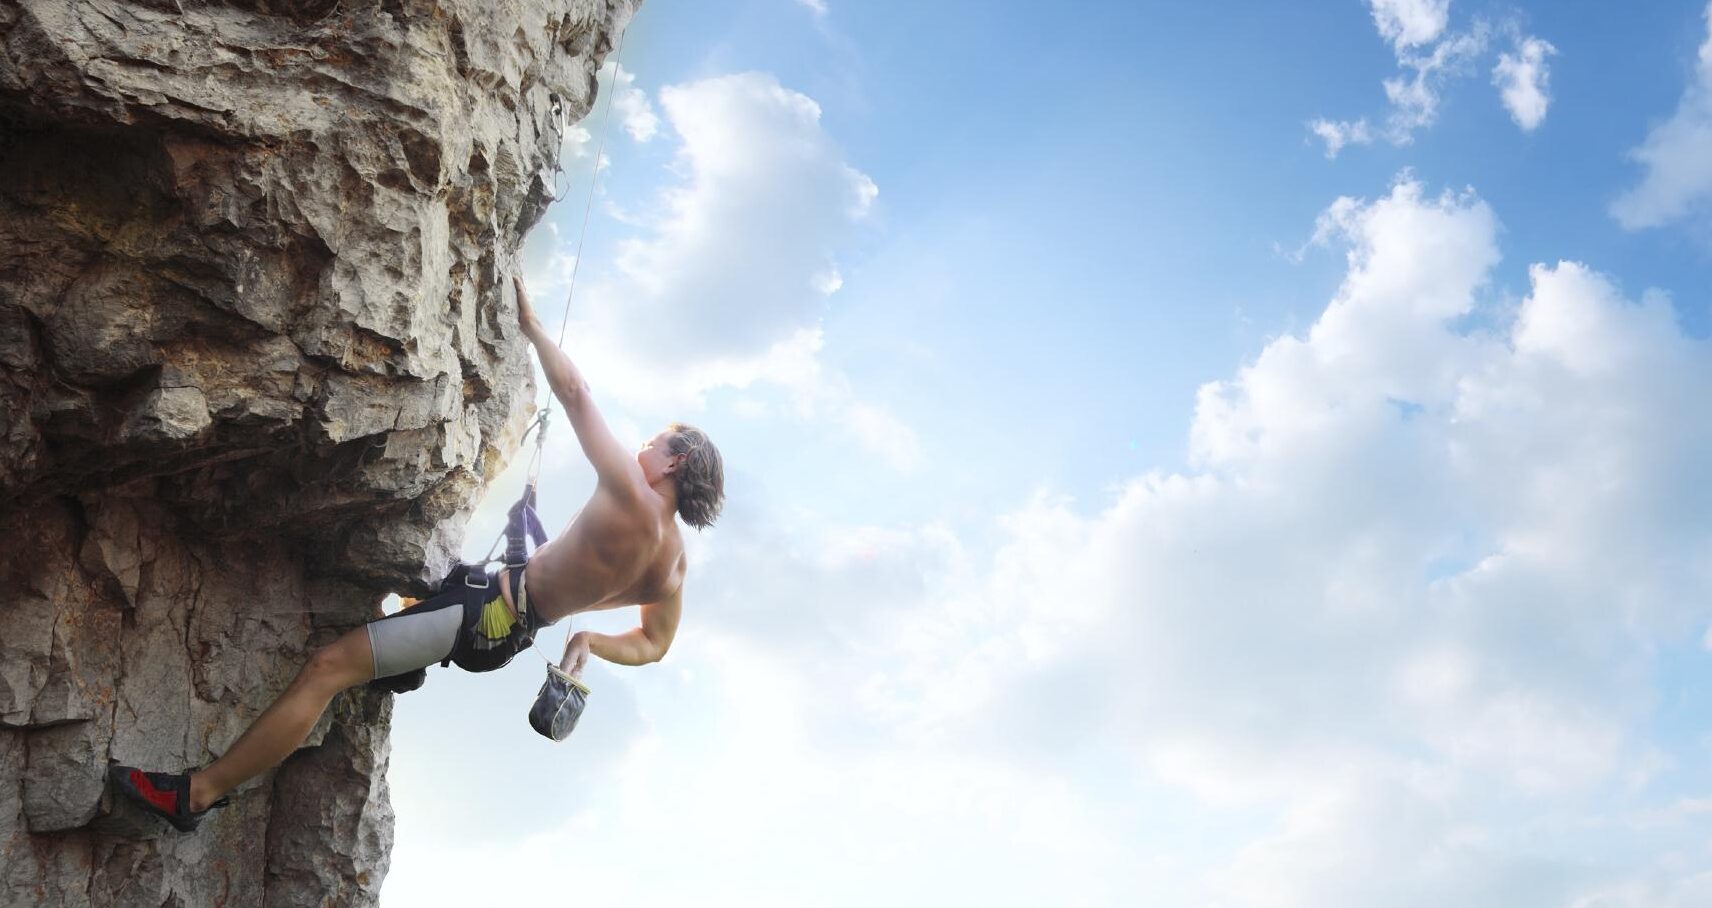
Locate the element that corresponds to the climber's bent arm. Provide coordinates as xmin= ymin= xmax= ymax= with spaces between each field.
xmin=587 ymin=587 xmax=682 ymax=666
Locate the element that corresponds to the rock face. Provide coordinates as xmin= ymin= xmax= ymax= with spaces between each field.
xmin=0 ymin=0 xmax=636 ymax=903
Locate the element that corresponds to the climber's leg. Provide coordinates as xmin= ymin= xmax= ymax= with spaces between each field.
xmin=188 ymin=625 xmax=375 ymax=812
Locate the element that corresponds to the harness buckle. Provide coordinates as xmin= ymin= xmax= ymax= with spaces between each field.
xmin=464 ymin=571 xmax=491 ymax=590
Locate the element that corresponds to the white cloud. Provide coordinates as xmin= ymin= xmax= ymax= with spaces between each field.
xmin=1307 ymin=117 xmax=1373 ymax=159
xmin=1309 ymin=12 xmax=1488 ymax=154
xmin=810 ymin=265 xmax=844 ymax=295
xmin=575 ymin=73 xmax=876 ymax=370
xmin=1310 ymin=5 xmax=1558 ymax=155
xmin=1493 ymin=35 xmax=1557 ymax=131
xmin=520 ymin=221 xmax=579 ymax=300
xmin=547 ymin=66 xmax=653 ymax=222
xmin=1221 ymin=774 xmax=1582 ymax=908
xmin=546 ymin=72 xmax=914 ymax=469
xmin=794 ymin=0 xmax=828 ymax=19
xmin=1380 ymin=25 xmax=1489 ymax=140
xmin=686 ymin=328 xmax=922 ymax=473
xmin=1611 ymin=2 xmax=1712 ymax=230
xmin=558 ymin=121 xmax=592 ymax=161
xmin=385 ymin=638 xmax=1140 ymax=907
xmin=1370 ymin=0 xmax=1451 ymax=51
xmin=856 ymin=177 xmax=1712 ymax=903
xmin=602 ymin=62 xmax=660 ymax=143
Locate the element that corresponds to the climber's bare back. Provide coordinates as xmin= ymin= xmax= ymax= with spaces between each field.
xmin=506 ymin=472 xmax=686 ymax=623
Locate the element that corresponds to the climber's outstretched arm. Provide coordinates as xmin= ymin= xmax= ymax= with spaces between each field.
xmin=513 ymin=274 xmax=636 ymax=490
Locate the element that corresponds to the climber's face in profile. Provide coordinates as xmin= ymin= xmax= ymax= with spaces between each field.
xmin=637 ymin=428 xmax=681 ymax=483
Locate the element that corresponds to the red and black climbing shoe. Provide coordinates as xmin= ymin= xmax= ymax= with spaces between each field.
xmin=109 ymin=765 xmax=230 ymax=833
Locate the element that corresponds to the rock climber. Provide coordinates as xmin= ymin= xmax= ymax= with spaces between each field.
xmin=112 ymin=272 xmax=725 ymax=831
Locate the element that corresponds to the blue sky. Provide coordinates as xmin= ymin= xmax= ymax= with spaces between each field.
xmin=381 ymin=2 xmax=1712 ymax=905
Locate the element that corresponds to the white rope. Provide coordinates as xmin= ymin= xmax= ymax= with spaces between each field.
xmin=555 ymin=23 xmax=629 ymax=350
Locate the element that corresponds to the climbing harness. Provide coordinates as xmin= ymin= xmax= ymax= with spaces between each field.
xmin=434 ymin=408 xmax=554 ymax=672
xmin=363 ymin=459 xmax=549 ymax=695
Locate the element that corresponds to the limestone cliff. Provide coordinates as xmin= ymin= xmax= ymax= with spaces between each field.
xmin=0 ymin=0 xmax=636 ymax=903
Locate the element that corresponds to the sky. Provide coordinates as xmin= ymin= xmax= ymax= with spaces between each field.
xmin=380 ymin=1 xmax=1712 ymax=905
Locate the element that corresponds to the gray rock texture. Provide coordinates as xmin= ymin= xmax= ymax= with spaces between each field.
xmin=0 ymin=0 xmax=637 ymax=903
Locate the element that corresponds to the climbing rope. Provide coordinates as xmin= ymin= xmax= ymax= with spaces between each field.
xmin=510 ymin=19 xmax=629 ymax=463
xmin=513 ymin=12 xmax=630 ymax=438
xmin=498 ymin=15 xmax=631 ymax=505
xmin=553 ymin=23 xmax=628 ymax=350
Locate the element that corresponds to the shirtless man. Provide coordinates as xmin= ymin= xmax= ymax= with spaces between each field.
xmin=113 ymin=273 xmax=725 ymax=832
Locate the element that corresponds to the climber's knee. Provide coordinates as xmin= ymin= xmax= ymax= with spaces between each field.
xmin=300 ymin=630 xmax=371 ymax=691
xmin=302 ymin=646 xmax=343 ymax=681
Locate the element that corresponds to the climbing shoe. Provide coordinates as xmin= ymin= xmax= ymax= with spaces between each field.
xmin=109 ymin=765 xmax=230 ymax=833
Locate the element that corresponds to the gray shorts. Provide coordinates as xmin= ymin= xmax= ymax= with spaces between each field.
xmin=367 ymin=596 xmax=464 ymax=679
xmin=366 ymin=568 xmax=534 ymax=679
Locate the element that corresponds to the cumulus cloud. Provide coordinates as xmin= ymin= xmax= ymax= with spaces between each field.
xmin=554 ymin=65 xmax=654 ymax=176
xmin=1493 ymin=34 xmax=1557 ymax=131
xmin=557 ymin=121 xmax=593 ymax=162
xmin=505 ymin=157 xmax=1712 ymax=894
xmin=1310 ymin=3 xmax=1556 ymax=156
xmin=521 ymin=221 xmax=580 ymax=302
xmin=573 ymin=73 xmax=875 ymax=366
xmin=603 ymin=63 xmax=660 ymax=143
xmin=864 ymin=178 xmax=1712 ymax=902
xmin=1370 ymin=0 xmax=1451 ymax=51
xmin=680 ymin=328 xmax=923 ymax=472
xmin=1092 ymin=187 xmax=1698 ymax=898
xmin=543 ymin=72 xmax=913 ymax=469
xmin=1611 ymin=2 xmax=1712 ymax=230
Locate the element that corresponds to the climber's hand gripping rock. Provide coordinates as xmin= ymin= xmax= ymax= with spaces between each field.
xmin=514 ymin=273 xmax=543 ymax=335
